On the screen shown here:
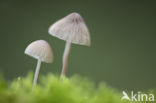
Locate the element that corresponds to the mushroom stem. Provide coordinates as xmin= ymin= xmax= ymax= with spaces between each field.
xmin=60 ymin=42 xmax=71 ymax=79
xmin=33 ymin=59 xmax=41 ymax=86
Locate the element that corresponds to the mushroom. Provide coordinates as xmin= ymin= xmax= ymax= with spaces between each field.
xmin=25 ymin=40 xmax=54 ymax=86
xmin=48 ymin=12 xmax=90 ymax=79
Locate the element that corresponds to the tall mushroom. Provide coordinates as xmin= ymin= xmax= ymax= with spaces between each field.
xmin=25 ymin=40 xmax=54 ymax=86
xmin=48 ymin=12 xmax=90 ymax=79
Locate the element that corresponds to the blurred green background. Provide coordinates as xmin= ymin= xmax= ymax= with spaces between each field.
xmin=0 ymin=0 xmax=155 ymax=91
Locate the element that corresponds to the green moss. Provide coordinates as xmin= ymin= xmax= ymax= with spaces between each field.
xmin=0 ymin=73 xmax=155 ymax=103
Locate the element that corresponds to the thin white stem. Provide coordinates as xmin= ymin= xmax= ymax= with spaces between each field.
xmin=60 ymin=42 xmax=71 ymax=79
xmin=33 ymin=59 xmax=41 ymax=86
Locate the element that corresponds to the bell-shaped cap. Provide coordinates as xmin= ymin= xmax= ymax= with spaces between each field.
xmin=48 ymin=12 xmax=91 ymax=46
xmin=25 ymin=40 xmax=54 ymax=63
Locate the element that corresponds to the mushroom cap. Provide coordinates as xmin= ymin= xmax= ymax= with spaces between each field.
xmin=25 ymin=40 xmax=54 ymax=63
xmin=48 ymin=12 xmax=91 ymax=46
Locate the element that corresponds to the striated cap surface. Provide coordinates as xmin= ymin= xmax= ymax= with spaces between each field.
xmin=25 ymin=40 xmax=54 ymax=63
xmin=48 ymin=12 xmax=91 ymax=46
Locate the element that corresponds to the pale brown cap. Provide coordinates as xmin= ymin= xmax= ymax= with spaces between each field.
xmin=25 ymin=40 xmax=54 ymax=63
xmin=48 ymin=12 xmax=91 ymax=46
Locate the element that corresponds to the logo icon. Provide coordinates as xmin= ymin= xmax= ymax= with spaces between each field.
xmin=121 ymin=91 xmax=130 ymax=101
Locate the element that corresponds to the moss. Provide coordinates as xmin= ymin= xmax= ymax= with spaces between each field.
xmin=0 ymin=73 xmax=155 ymax=103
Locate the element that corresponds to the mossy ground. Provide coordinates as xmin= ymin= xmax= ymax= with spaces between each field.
xmin=0 ymin=73 xmax=155 ymax=103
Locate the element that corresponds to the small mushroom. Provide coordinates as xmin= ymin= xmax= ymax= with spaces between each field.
xmin=48 ymin=12 xmax=90 ymax=79
xmin=25 ymin=40 xmax=54 ymax=86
